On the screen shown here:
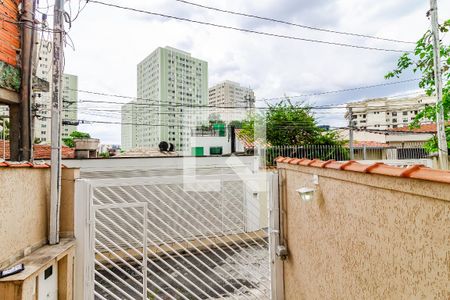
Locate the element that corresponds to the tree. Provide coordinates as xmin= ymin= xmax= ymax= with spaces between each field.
xmin=385 ymin=19 xmax=450 ymax=153
xmin=0 ymin=118 xmax=9 ymax=140
xmin=240 ymin=100 xmax=343 ymax=146
xmin=63 ymin=130 xmax=91 ymax=148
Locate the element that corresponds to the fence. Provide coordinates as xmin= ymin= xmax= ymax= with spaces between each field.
xmin=75 ymin=174 xmax=271 ymax=300
xmin=264 ymin=144 xmax=431 ymax=166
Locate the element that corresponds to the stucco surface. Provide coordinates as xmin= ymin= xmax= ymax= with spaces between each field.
xmin=60 ymin=168 xmax=79 ymax=237
xmin=280 ymin=165 xmax=450 ymax=299
xmin=0 ymin=168 xmax=50 ymax=266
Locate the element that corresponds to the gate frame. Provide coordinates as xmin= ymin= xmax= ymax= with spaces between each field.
xmin=74 ymin=173 xmax=276 ymax=299
xmin=269 ymin=172 xmax=284 ymax=299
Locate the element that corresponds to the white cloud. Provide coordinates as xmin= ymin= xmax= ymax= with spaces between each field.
xmin=60 ymin=0 xmax=450 ymax=144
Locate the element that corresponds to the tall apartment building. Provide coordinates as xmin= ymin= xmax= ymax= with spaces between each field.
xmin=208 ymin=80 xmax=255 ymax=123
xmin=346 ymin=95 xmax=435 ymax=130
xmin=121 ymin=101 xmax=137 ymax=150
xmin=33 ymin=39 xmax=78 ymax=143
xmin=121 ymin=46 xmax=208 ymax=151
xmin=0 ymin=40 xmax=78 ymax=144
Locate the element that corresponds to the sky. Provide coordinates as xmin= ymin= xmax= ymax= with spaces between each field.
xmin=55 ymin=0 xmax=450 ymax=144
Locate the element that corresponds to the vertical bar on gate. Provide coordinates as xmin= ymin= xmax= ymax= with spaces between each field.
xmin=74 ymin=180 xmax=93 ymax=300
xmin=88 ymin=185 xmax=95 ymax=300
xmin=269 ymin=172 xmax=284 ymax=300
xmin=143 ymin=203 xmax=148 ymax=300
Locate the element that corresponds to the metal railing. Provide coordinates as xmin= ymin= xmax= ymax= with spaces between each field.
xmin=264 ymin=144 xmax=432 ymax=166
xmin=76 ymin=174 xmax=271 ymax=300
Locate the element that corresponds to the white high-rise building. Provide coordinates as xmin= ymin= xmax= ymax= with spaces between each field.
xmin=0 ymin=40 xmax=78 ymax=144
xmin=208 ymin=80 xmax=255 ymax=123
xmin=346 ymin=95 xmax=435 ymax=130
xmin=121 ymin=46 xmax=208 ymax=151
xmin=121 ymin=101 xmax=137 ymax=150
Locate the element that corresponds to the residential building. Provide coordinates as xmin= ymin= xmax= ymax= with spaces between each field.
xmin=338 ymin=125 xmax=435 ymax=148
xmin=122 ymin=46 xmax=208 ymax=152
xmin=33 ymin=39 xmax=78 ymax=143
xmin=208 ymin=80 xmax=255 ymax=123
xmin=190 ymin=125 xmax=231 ymax=156
xmin=121 ymin=101 xmax=137 ymax=150
xmin=346 ymin=95 xmax=435 ymax=130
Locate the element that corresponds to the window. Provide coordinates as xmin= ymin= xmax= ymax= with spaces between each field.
xmin=403 ymin=111 xmax=408 ymax=116
xmin=392 ymin=112 xmax=397 ymax=116
xmin=392 ymin=119 xmax=397 ymax=123
xmin=210 ymin=147 xmax=223 ymax=155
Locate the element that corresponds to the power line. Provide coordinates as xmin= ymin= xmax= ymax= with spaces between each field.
xmin=69 ymin=78 xmax=422 ymax=106
xmin=174 ymin=0 xmax=415 ymax=45
xmin=65 ymin=96 xmax=432 ymax=111
xmin=257 ymin=79 xmax=421 ymax=102
xmin=87 ymin=0 xmax=412 ymax=53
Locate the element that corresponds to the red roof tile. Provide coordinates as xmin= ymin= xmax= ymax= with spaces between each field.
xmin=391 ymin=123 xmax=439 ymax=133
xmin=0 ymin=140 xmax=75 ymax=160
xmin=276 ymin=156 xmax=450 ymax=184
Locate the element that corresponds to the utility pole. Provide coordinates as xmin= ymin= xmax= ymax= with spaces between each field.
xmin=49 ymin=0 xmax=65 ymax=245
xmin=429 ymin=0 xmax=448 ymax=170
xmin=15 ymin=0 xmax=36 ymax=161
xmin=348 ymin=107 xmax=354 ymax=160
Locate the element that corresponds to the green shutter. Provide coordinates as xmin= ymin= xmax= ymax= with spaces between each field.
xmin=209 ymin=147 xmax=223 ymax=155
xmin=192 ymin=147 xmax=204 ymax=156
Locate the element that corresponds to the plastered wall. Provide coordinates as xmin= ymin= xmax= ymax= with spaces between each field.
xmin=279 ymin=164 xmax=450 ymax=299
xmin=0 ymin=167 xmax=77 ymax=267
xmin=0 ymin=168 xmax=49 ymax=267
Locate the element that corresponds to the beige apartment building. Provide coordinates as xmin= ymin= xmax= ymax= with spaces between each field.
xmin=208 ymin=80 xmax=255 ymax=123
xmin=346 ymin=95 xmax=435 ymax=130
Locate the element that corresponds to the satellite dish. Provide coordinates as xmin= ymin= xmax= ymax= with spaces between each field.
xmin=158 ymin=141 xmax=169 ymax=152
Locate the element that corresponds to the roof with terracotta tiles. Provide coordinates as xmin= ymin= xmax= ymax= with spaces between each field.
xmin=235 ymin=129 xmax=270 ymax=149
xmin=276 ymin=156 xmax=450 ymax=184
xmin=0 ymin=140 xmax=75 ymax=160
xmin=391 ymin=123 xmax=438 ymax=133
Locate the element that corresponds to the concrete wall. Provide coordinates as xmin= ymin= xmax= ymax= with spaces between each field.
xmin=0 ymin=168 xmax=49 ymax=267
xmin=189 ymin=136 xmax=232 ymax=156
xmin=0 ymin=167 xmax=77 ymax=268
xmin=278 ymin=164 xmax=450 ymax=299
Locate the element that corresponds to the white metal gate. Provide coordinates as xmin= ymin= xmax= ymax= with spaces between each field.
xmin=75 ymin=174 xmax=272 ymax=299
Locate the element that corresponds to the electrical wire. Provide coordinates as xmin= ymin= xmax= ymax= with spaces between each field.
xmin=87 ymin=0 xmax=412 ymax=53
xmin=174 ymin=0 xmax=416 ymax=45
xmin=69 ymin=78 xmax=422 ymax=107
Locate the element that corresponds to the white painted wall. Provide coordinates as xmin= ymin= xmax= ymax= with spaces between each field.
xmin=189 ymin=136 xmax=231 ymax=156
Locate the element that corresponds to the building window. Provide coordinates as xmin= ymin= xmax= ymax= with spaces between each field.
xmin=392 ymin=112 xmax=397 ymax=116
xmin=403 ymin=111 xmax=408 ymax=116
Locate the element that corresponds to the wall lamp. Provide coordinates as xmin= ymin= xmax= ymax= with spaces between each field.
xmin=296 ymin=187 xmax=315 ymax=202
xmin=296 ymin=175 xmax=319 ymax=202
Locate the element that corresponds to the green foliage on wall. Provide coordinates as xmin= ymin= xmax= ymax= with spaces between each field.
xmin=0 ymin=61 xmax=20 ymax=92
